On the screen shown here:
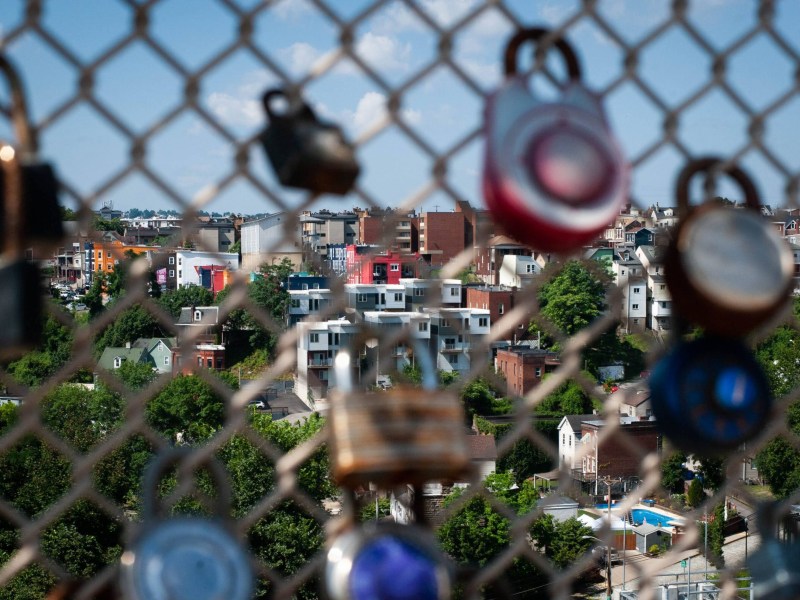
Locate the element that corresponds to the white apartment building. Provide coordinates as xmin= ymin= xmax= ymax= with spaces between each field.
xmin=240 ymin=213 xmax=303 ymax=271
xmin=498 ymin=254 xmax=540 ymax=288
xmin=175 ymin=250 xmax=239 ymax=289
xmin=295 ymin=319 xmax=361 ymax=407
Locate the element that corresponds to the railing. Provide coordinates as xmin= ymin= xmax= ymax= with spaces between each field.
xmin=1 ymin=1 xmax=799 ymax=599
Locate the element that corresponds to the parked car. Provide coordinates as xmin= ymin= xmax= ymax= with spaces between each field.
xmin=248 ymin=400 xmax=266 ymax=410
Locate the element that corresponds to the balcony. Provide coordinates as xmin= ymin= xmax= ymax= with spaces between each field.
xmin=308 ymin=358 xmax=333 ymax=367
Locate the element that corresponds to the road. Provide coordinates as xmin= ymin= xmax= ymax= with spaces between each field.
xmin=585 ymin=531 xmax=762 ymax=598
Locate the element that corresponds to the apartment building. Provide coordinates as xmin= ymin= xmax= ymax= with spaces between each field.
xmin=240 ymin=213 xmax=303 ymax=271
xmin=175 ymin=250 xmax=239 ymax=289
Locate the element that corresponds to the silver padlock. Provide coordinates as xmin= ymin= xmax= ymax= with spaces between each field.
xmin=120 ymin=448 xmax=253 ymax=600
xmin=328 ymin=343 xmax=472 ymax=489
xmin=325 ymin=522 xmax=452 ymax=600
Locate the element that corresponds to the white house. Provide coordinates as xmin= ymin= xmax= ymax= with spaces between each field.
xmin=498 ymin=254 xmax=540 ymax=289
xmin=175 ymin=250 xmax=239 ymax=289
xmin=240 ymin=213 xmax=303 ymax=271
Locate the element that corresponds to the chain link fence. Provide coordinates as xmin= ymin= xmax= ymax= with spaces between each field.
xmin=0 ymin=0 xmax=799 ymax=598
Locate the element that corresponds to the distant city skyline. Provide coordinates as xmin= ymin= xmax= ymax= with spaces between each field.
xmin=1 ymin=0 xmax=798 ymax=215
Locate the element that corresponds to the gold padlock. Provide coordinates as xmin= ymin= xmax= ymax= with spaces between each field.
xmin=328 ymin=345 xmax=472 ymax=489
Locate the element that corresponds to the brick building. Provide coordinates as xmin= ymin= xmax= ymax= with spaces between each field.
xmin=418 ymin=211 xmax=470 ymax=267
xmin=495 ymin=347 xmax=560 ymax=396
xmin=465 ymin=285 xmax=523 ymax=333
xmin=356 ymin=209 xmax=418 ymax=254
xmin=344 ymin=245 xmax=419 ymax=284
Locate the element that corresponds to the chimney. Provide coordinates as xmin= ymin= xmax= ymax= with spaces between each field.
xmin=125 ymin=342 xmax=131 ymax=349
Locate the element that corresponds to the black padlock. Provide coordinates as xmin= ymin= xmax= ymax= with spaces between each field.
xmin=648 ymin=335 xmax=771 ymax=456
xmin=0 ymin=259 xmax=42 ymax=357
xmin=259 ymin=88 xmax=360 ymax=195
xmin=665 ymin=157 xmax=792 ymax=337
xmin=0 ymin=55 xmax=63 ymax=253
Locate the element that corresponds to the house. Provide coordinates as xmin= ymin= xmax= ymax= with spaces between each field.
xmin=620 ymin=390 xmax=652 ymax=419
xmin=98 ymin=346 xmax=149 ymax=372
xmin=540 ymin=495 xmax=580 ymax=522
xmin=176 ymin=306 xmax=222 ymax=344
xmin=474 ymin=236 xmax=533 ymax=286
xmin=498 ymin=254 xmax=540 ymax=288
xmin=172 ymin=343 xmax=226 ymax=374
xmin=175 ymin=250 xmax=239 ymax=290
xmin=131 ymin=337 xmax=177 ymax=374
xmin=240 ymin=213 xmax=303 ymax=271
xmin=345 ymin=245 xmax=419 ymax=284
xmin=558 ymin=415 xmax=661 ymax=492
xmin=465 ymin=285 xmax=520 ymax=331
xmin=495 ymin=347 xmax=560 ymax=396
xmin=401 ymin=278 xmax=462 ymax=311
xmin=417 ymin=210 xmax=471 ymax=267
xmin=295 ymin=318 xmax=361 ymax=406
xmin=635 ymin=245 xmax=671 ymax=331
xmin=189 ymin=218 xmax=237 ymax=253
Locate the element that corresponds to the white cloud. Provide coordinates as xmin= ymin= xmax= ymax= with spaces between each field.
xmin=373 ymin=0 xmax=480 ymax=33
xmin=345 ymin=91 xmax=423 ymax=134
xmin=279 ymin=42 xmax=322 ymax=74
xmin=420 ymin=0 xmax=478 ymax=28
xmin=207 ymin=92 xmax=261 ymax=127
xmin=271 ymin=0 xmax=314 ymax=20
xmin=355 ymin=32 xmax=411 ymax=72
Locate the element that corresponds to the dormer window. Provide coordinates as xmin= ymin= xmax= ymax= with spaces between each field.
xmin=113 ymin=357 xmax=122 ymax=369
xmin=194 ymin=310 xmax=202 ymax=321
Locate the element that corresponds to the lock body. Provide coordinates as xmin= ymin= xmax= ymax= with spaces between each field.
xmin=329 ymin=387 xmax=472 ymax=488
xmin=649 ymin=336 xmax=771 ymax=455
xmin=0 ymin=259 xmax=42 ymax=357
xmin=260 ymin=91 xmax=360 ymax=195
xmin=0 ymin=162 xmax=63 ymax=250
xmin=325 ymin=523 xmax=451 ymax=600
xmin=483 ymin=79 xmax=627 ymax=251
xmin=122 ymin=518 xmax=253 ymax=600
xmin=665 ymin=202 xmax=792 ymax=336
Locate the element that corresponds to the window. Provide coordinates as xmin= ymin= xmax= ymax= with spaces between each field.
xmin=660 ymin=284 xmax=666 ymax=290
xmin=291 ymin=299 xmax=301 ymax=308
xmin=632 ymin=304 xmax=639 ymax=310
xmin=478 ymin=317 xmax=488 ymax=327
xmin=394 ymin=293 xmax=403 ymax=302
xmin=357 ymin=293 xmax=368 ymax=302
xmin=302 ymin=284 xmax=309 ymax=290
xmin=525 ymin=264 xmax=535 ymax=273
xmin=390 ymin=264 xmax=399 ymax=271
xmin=164 ymin=356 xmax=170 ymax=365
xmin=562 ymin=434 xmax=565 ymax=444
xmin=414 ymin=288 xmax=424 ymax=297
xmin=450 ymin=287 xmax=459 ymax=296
xmin=113 ymin=357 xmax=122 ymax=369
xmin=621 ymin=269 xmax=626 ymax=275
xmin=169 ymin=256 xmax=175 ymax=265
xmin=418 ymin=322 xmax=428 ymax=332
xmin=310 ymin=333 xmax=319 ymax=343
xmin=499 ymin=303 xmax=504 ymax=315
xmin=207 ymin=358 xmax=213 ymax=368
xmin=169 ymin=270 xmax=175 ymax=277
xmin=194 ymin=310 xmax=202 ymax=321
xmin=535 ymin=367 xmax=541 ymax=377
xmin=178 ymin=258 xmax=182 ymax=266
xmin=107 ymin=264 xmax=112 ymax=270
xmin=107 ymin=251 xmax=111 ymax=258
xmin=569 ymin=437 xmax=572 ymax=447
xmin=633 ymin=318 xmax=639 ymax=324
xmin=178 ymin=270 xmax=182 ymax=278
xmin=198 ymin=357 xmax=203 ymax=367
xmin=633 ymin=287 xmax=641 ymax=293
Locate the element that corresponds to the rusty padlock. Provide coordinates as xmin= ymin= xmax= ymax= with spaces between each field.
xmin=120 ymin=448 xmax=253 ymax=600
xmin=328 ymin=343 xmax=472 ymax=489
xmin=648 ymin=334 xmax=772 ymax=456
xmin=664 ymin=157 xmax=793 ymax=337
xmin=325 ymin=521 xmax=452 ymax=600
xmin=483 ymin=28 xmax=627 ymax=252
xmin=259 ymin=88 xmax=360 ymax=195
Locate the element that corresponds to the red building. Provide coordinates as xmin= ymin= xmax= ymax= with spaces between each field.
xmin=172 ymin=343 xmax=226 ymax=375
xmin=495 ymin=347 xmax=560 ymax=396
xmin=418 ymin=211 xmax=470 ymax=267
xmin=465 ymin=285 xmax=519 ymax=328
xmin=345 ymin=245 xmax=419 ymax=284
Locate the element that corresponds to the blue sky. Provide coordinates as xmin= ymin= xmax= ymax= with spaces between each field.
xmin=0 ymin=0 xmax=798 ymax=216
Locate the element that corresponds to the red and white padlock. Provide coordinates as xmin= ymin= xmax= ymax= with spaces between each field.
xmin=483 ymin=28 xmax=628 ymax=252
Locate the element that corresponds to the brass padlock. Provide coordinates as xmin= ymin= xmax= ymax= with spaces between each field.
xmin=664 ymin=157 xmax=792 ymax=336
xmin=328 ymin=346 xmax=472 ymax=488
xmin=259 ymin=88 xmax=360 ymax=195
xmin=325 ymin=522 xmax=452 ymax=600
xmin=0 ymin=54 xmax=64 ymax=253
xmin=120 ymin=448 xmax=254 ymax=600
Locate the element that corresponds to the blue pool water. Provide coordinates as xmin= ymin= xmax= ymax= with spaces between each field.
xmin=631 ymin=509 xmax=680 ymax=528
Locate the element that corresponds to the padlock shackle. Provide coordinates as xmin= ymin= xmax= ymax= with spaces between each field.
xmin=675 ymin=156 xmax=761 ymax=218
xmin=0 ymin=54 xmax=37 ymax=158
xmin=142 ymin=447 xmax=233 ymax=522
xmin=262 ymin=87 xmax=315 ymax=122
xmin=503 ymin=27 xmax=582 ymax=81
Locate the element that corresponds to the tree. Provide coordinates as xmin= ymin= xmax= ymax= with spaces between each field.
xmin=536 ymin=261 xmax=607 ymax=337
xmin=660 ymin=451 xmax=687 ymax=494
xmin=536 ymin=379 xmax=592 ymax=416
xmin=116 ymin=360 xmax=159 ymax=390
xmin=83 ymin=273 xmax=106 ymax=318
xmin=686 ymin=478 xmax=705 ymax=508
xmin=6 ymin=314 xmax=74 ymax=387
xmin=145 ymin=375 xmax=225 ymax=443
xmin=159 ymin=285 xmax=214 ymax=319
xmin=94 ymin=305 xmax=165 ymax=355
xmin=92 ymin=217 xmax=124 ymax=234
xmin=697 ymin=456 xmax=725 ymax=493
xmin=530 ymin=514 xmax=594 ymax=569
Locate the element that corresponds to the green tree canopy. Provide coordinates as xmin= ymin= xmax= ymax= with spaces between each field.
xmin=159 ymin=285 xmax=215 ymax=319
xmin=536 ymin=261 xmax=607 ymax=337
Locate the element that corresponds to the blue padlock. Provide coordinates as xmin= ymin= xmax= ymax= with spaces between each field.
xmin=649 ymin=335 xmax=771 ymax=455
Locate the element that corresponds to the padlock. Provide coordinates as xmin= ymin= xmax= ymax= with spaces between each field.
xmin=325 ymin=522 xmax=452 ymax=600
xmin=328 ymin=344 xmax=472 ymax=488
xmin=120 ymin=448 xmax=254 ymax=600
xmin=259 ymin=88 xmax=360 ymax=195
xmin=747 ymin=502 xmax=800 ymax=600
xmin=0 ymin=260 xmax=42 ymax=356
xmin=648 ymin=335 xmax=771 ymax=456
xmin=0 ymin=55 xmax=64 ymax=252
xmin=483 ymin=28 xmax=627 ymax=252
xmin=665 ymin=157 xmax=792 ymax=337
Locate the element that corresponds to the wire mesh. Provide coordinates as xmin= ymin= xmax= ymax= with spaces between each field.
xmin=0 ymin=0 xmax=798 ymax=598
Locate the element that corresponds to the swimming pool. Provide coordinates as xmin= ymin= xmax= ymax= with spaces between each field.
xmin=631 ymin=508 xmax=683 ymax=528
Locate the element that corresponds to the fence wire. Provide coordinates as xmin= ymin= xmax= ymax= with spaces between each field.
xmin=0 ymin=1 xmax=799 ymax=599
